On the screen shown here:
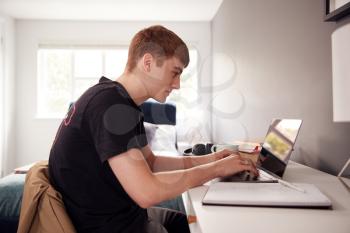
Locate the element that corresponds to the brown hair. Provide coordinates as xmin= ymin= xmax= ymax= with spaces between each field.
xmin=126 ymin=25 xmax=190 ymax=72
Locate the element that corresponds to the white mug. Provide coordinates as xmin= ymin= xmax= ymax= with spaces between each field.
xmin=211 ymin=144 xmax=239 ymax=153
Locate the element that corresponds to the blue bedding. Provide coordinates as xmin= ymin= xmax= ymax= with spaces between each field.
xmin=0 ymin=174 xmax=25 ymax=233
xmin=0 ymin=174 xmax=25 ymax=218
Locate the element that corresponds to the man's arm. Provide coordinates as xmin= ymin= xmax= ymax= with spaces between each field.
xmin=141 ymin=145 xmax=232 ymax=172
xmin=108 ymin=148 xmax=257 ymax=209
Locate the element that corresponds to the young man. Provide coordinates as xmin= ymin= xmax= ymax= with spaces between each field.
xmin=49 ymin=25 xmax=258 ymax=233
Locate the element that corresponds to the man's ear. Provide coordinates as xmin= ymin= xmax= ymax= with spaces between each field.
xmin=142 ymin=53 xmax=153 ymax=72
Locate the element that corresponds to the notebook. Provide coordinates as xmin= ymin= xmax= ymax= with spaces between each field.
xmin=220 ymin=119 xmax=303 ymax=183
xmin=202 ymin=182 xmax=332 ymax=208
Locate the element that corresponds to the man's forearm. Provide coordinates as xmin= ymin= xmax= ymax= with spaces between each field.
xmin=148 ymin=161 xmax=219 ymax=207
xmin=152 ymin=154 xmax=217 ymax=172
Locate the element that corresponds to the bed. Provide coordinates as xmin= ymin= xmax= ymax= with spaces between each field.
xmin=0 ymin=101 xmax=185 ymax=233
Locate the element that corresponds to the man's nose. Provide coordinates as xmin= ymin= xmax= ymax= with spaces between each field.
xmin=172 ymin=77 xmax=180 ymax=89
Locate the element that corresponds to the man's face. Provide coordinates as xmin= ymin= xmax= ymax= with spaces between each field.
xmin=146 ymin=56 xmax=184 ymax=103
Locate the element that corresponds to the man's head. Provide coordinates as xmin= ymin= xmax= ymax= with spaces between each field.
xmin=126 ymin=25 xmax=189 ymax=73
xmin=126 ymin=25 xmax=190 ymax=102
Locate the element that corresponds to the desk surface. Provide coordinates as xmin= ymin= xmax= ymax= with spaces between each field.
xmin=183 ymin=161 xmax=350 ymax=233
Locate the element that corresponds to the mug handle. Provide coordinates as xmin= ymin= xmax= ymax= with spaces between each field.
xmin=211 ymin=145 xmax=217 ymax=153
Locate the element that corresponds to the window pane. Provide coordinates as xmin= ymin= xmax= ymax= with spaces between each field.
xmin=166 ymin=49 xmax=199 ymax=142
xmin=74 ymin=50 xmax=102 ymax=78
xmin=168 ymin=49 xmax=198 ymax=109
xmin=73 ymin=79 xmax=99 ymax=101
xmin=104 ymin=49 xmax=128 ymax=78
xmin=180 ymin=50 xmax=197 ymax=82
xmin=38 ymin=49 xmax=72 ymax=117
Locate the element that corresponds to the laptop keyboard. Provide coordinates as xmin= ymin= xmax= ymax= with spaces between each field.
xmin=219 ymin=169 xmax=277 ymax=182
xmin=258 ymin=169 xmax=277 ymax=181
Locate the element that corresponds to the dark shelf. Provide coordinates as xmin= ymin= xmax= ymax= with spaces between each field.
xmin=324 ymin=0 xmax=350 ymax=22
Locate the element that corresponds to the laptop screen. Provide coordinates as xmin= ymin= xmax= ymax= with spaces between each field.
xmin=257 ymin=119 xmax=302 ymax=177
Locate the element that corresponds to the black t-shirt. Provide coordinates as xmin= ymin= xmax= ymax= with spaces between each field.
xmin=49 ymin=77 xmax=148 ymax=233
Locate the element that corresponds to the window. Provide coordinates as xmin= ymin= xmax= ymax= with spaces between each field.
xmin=37 ymin=46 xmax=128 ymax=118
xmin=166 ymin=49 xmax=198 ymax=114
xmin=37 ymin=46 xmax=198 ymax=119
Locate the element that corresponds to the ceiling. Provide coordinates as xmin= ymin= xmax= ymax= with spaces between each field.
xmin=0 ymin=0 xmax=223 ymax=21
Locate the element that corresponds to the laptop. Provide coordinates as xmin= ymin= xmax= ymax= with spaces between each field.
xmin=220 ymin=119 xmax=303 ymax=183
xmin=202 ymin=119 xmax=332 ymax=208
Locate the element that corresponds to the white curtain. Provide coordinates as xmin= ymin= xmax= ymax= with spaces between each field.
xmin=0 ymin=22 xmax=4 ymax=177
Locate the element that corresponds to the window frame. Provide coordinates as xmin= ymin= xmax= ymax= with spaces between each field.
xmin=36 ymin=44 xmax=199 ymax=119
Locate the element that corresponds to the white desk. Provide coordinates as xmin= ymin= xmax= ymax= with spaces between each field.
xmin=183 ymin=161 xmax=350 ymax=233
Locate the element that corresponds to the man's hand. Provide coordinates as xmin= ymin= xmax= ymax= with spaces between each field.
xmin=212 ymin=149 xmax=238 ymax=161
xmin=214 ymin=154 xmax=259 ymax=178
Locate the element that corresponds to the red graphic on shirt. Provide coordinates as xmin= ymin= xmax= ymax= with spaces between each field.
xmin=64 ymin=104 xmax=76 ymax=126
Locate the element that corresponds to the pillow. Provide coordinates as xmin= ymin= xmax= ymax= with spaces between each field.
xmin=144 ymin=123 xmax=177 ymax=153
xmin=0 ymin=174 xmax=26 ymax=218
xmin=144 ymin=122 xmax=159 ymax=143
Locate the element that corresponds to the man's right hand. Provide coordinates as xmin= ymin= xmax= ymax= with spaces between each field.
xmin=215 ymin=154 xmax=259 ymax=178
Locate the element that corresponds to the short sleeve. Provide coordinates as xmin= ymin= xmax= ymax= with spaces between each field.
xmin=83 ymin=88 xmax=148 ymax=162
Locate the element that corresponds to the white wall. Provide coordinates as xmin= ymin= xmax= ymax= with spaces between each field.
xmin=15 ymin=20 xmax=211 ymax=168
xmin=211 ymin=0 xmax=350 ymax=175
xmin=0 ymin=13 xmax=16 ymax=176
xmin=332 ymin=19 xmax=350 ymax=122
